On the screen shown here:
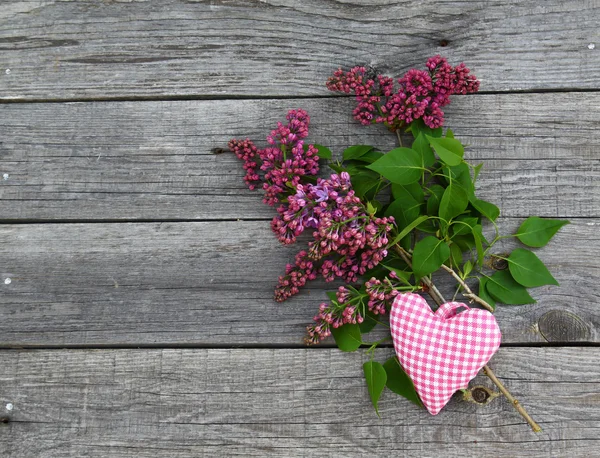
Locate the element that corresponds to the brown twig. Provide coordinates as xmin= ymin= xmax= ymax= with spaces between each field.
xmin=395 ymin=130 xmax=404 ymax=147
xmin=393 ymin=245 xmax=445 ymax=304
xmin=439 ymin=264 xmax=494 ymax=312
xmin=482 ymin=366 xmax=542 ymax=432
xmin=393 ymin=245 xmax=542 ymax=432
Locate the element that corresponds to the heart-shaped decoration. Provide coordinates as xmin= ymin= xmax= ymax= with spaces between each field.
xmin=390 ymin=293 xmax=501 ymax=415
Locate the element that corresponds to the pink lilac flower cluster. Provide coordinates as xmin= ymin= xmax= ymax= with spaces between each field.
xmin=305 ymin=273 xmax=412 ymax=345
xmin=326 ymin=55 xmax=479 ymax=129
xmin=305 ymin=286 xmax=364 ymax=345
xmin=365 ymin=277 xmax=400 ymax=315
xmin=273 ymin=172 xmax=395 ymax=302
xmin=229 ymin=111 xmax=395 ymax=304
xmin=228 ymin=109 xmax=320 ymax=204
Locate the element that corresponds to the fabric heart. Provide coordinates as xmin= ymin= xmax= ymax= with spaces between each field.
xmin=390 ymin=293 xmax=501 ymax=415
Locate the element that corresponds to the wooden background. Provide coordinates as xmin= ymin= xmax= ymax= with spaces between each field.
xmin=1 ymin=1 xmax=599 ymax=456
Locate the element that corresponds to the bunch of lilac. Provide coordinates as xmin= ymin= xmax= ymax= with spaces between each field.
xmin=364 ymin=274 xmax=404 ymax=315
xmin=228 ymin=109 xmax=319 ymax=205
xmin=229 ymin=110 xmax=396 ymax=307
xmin=326 ymin=55 xmax=479 ymax=129
xmin=273 ymin=172 xmax=395 ymax=302
xmin=305 ymin=273 xmax=406 ymax=345
xmin=305 ymin=286 xmax=365 ymax=345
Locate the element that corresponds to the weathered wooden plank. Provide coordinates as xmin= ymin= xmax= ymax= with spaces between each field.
xmin=0 ymin=218 xmax=594 ymax=346
xmin=1 ymin=94 xmax=598 ymax=221
xmin=0 ymin=347 xmax=598 ymax=457
xmin=0 ymin=0 xmax=599 ymax=100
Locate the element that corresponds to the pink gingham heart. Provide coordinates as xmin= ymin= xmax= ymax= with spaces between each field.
xmin=390 ymin=293 xmax=501 ymax=415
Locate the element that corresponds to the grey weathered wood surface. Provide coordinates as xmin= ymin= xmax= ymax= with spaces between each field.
xmin=0 ymin=218 xmax=595 ymax=346
xmin=1 ymin=94 xmax=598 ymax=221
xmin=1 ymin=0 xmax=599 ymax=455
xmin=1 ymin=348 xmax=599 ymax=457
xmin=1 ymin=0 xmax=599 ymax=100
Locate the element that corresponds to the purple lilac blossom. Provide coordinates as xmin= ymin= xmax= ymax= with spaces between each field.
xmin=326 ymin=55 xmax=480 ymax=129
xmin=274 ymin=172 xmax=394 ymax=302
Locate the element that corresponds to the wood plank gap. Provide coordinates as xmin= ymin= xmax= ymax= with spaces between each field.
xmin=1 ymin=87 xmax=600 ymax=105
xmin=0 ymin=94 xmax=349 ymax=105
xmin=1 ymin=342 xmax=598 ymax=351
xmin=0 ymin=216 xmax=594 ymax=225
xmin=0 ymin=217 xmax=275 ymax=225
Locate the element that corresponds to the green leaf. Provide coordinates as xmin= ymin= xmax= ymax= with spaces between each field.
xmin=463 ymin=260 xmax=473 ymax=277
xmin=443 ymin=163 xmax=474 ymax=196
xmin=363 ymin=361 xmax=387 ymax=416
xmin=359 ymin=310 xmax=379 ymax=334
xmin=451 ymin=216 xmax=478 ymax=236
xmin=350 ymin=150 xmax=384 ymax=164
xmin=366 ymin=148 xmax=423 ymax=185
xmin=472 ymin=224 xmax=485 ymax=265
xmin=331 ymin=323 xmax=362 ymax=352
xmin=383 ymin=357 xmax=423 ymax=407
xmin=326 ymin=291 xmax=337 ymax=302
xmin=411 ymin=132 xmax=436 ymax=167
xmin=477 ymin=277 xmax=496 ymax=311
xmin=506 ymin=248 xmax=559 ymax=288
xmin=388 ymin=215 xmax=430 ymax=247
xmin=328 ymin=162 xmax=344 ymax=174
xmin=439 ymin=182 xmax=468 ymax=221
xmin=515 ymin=217 xmax=569 ymax=248
xmin=350 ymin=170 xmax=380 ymax=199
xmin=486 ymin=270 xmax=536 ymax=305
xmin=409 ymin=118 xmax=442 ymax=139
xmin=470 ymin=197 xmax=500 ymax=222
xmin=426 ymin=136 xmax=464 ymax=166
xmin=473 ymin=163 xmax=484 ymax=184
xmin=452 ymin=234 xmax=476 ymax=252
xmin=372 ymin=200 xmax=384 ymax=213
xmin=343 ymin=145 xmax=374 ymax=161
xmin=366 ymin=201 xmax=377 ymax=216
xmin=449 ymin=242 xmax=463 ymax=268
xmin=426 ymin=184 xmax=445 ymax=216
xmin=313 ymin=144 xmax=332 ymax=160
xmin=385 ymin=189 xmax=422 ymax=230
xmin=417 ymin=219 xmax=438 ymax=234
xmin=392 ymin=182 xmax=424 ymax=204
xmin=445 ymin=128 xmax=454 ymax=139
xmin=412 ymin=236 xmax=450 ymax=278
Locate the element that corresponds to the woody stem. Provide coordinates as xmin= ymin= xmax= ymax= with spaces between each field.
xmin=395 ymin=130 xmax=404 ymax=147
xmin=438 ymin=264 xmax=494 ymax=312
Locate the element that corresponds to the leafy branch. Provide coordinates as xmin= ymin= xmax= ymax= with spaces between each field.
xmin=321 ymin=117 xmax=566 ymax=431
xmin=228 ymin=57 xmax=568 ymax=432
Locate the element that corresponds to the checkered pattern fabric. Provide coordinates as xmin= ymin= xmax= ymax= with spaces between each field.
xmin=390 ymin=293 xmax=501 ymax=415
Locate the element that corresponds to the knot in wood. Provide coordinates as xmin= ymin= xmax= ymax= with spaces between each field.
xmin=472 ymin=387 xmax=490 ymax=403
xmin=538 ymin=309 xmax=591 ymax=342
xmin=0 ymin=416 xmax=9 ymax=424
xmin=491 ymin=255 xmax=509 ymax=270
xmin=463 ymin=385 xmax=499 ymax=405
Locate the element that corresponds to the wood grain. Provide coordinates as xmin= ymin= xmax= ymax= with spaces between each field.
xmin=1 ymin=0 xmax=599 ymax=100
xmin=0 ymin=1 xmax=598 ymax=454
xmin=0 ymin=218 xmax=593 ymax=347
xmin=1 ymin=94 xmax=598 ymax=221
xmin=0 ymin=347 xmax=599 ymax=457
